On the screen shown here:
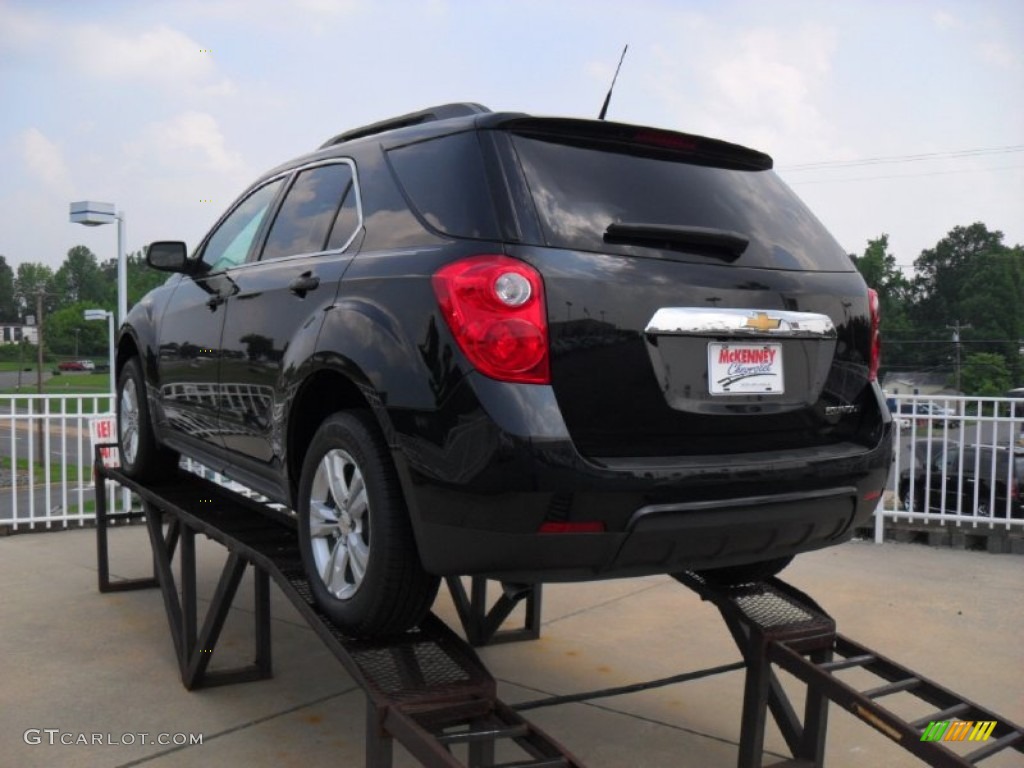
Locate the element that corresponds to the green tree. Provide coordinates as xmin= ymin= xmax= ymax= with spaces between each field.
xmin=911 ymin=222 xmax=1008 ymax=332
xmin=958 ymin=245 xmax=1024 ymax=385
xmin=851 ymin=235 xmax=907 ymax=297
xmin=0 ymin=255 xmax=16 ymax=322
xmin=14 ymin=262 xmax=57 ymax=316
xmin=851 ymin=234 xmax=914 ymax=376
xmin=959 ymin=352 xmax=1012 ymax=397
xmin=99 ymin=250 xmax=168 ymax=309
xmin=44 ymin=301 xmax=108 ymax=356
xmin=53 ymin=245 xmax=107 ymax=305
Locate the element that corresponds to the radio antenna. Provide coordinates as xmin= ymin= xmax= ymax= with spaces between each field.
xmin=598 ymin=44 xmax=629 ymax=120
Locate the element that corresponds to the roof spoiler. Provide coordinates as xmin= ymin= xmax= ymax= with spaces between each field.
xmin=319 ymin=103 xmax=491 ymax=148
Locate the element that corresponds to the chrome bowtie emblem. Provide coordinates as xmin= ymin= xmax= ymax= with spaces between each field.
xmin=744 ymin=312 xmax=782 ymax=332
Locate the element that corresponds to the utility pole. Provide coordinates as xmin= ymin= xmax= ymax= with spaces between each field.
xmin=35 ymin=291 xmax=47 ymax=466
xmin=17 ymin=288 xmax=53 ymax=465
xmin=35 ymin=291 xmax=45 ymax=396
xmin=946 ymin=320 xmax=972 ymax=394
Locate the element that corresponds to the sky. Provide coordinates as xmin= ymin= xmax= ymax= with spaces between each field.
xmin=1 ymin=0 xmax=1022 ymax=277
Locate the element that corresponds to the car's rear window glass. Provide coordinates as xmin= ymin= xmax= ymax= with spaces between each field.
xmin=261 ymin=163 xmax=353 ymax=261
xmin=508 ymin=133 xmax=853 ymax=272
xmin=387 ymin=132 xmax=499 ymax=240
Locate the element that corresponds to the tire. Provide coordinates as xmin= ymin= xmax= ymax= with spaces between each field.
xmin=117 ymin=357 xmax=179 ymax=481
xmin=901 ymin=487 xmax=917 ymax=512
xmin=694 ymin=555 xmax=794 ymax=587
xmin=900 ymin=484 xmax=924 ymax=512
xmin=975 ymin=488 xmax=991 ymax=518
xmin=296 ymin=411 xmax=439 ymax=637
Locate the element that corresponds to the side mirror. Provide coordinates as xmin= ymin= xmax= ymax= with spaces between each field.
xmin=147 ymin=241 xmax=190 ymax=272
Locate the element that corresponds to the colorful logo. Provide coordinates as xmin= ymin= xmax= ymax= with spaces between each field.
xmin=920 ymin=720 xmax=997 ymax=742
xmin=744 ymin=312 xmax=782 ymax=332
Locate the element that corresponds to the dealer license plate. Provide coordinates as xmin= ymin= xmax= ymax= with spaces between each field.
xmin=708 ymin=342 xmax=784 ymax=395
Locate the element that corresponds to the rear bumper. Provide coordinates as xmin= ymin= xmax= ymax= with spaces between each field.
xmin=390 ymin=375 xmax=892 ymax=580
xmin=408 ymin=479 xmax=881 ymax=581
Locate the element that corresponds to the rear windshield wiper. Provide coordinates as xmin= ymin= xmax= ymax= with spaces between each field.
xmin=604 ymin=222 xmax=749 ymax=260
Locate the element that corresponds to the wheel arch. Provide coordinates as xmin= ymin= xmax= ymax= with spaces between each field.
xmin=116 ymin=330 xmax=141 ymax=379
xmin=285 ymin=364 xmax=396 ymax=509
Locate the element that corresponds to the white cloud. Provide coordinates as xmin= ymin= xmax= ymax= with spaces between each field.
xmin=979 ymin=40 xmax=1020 ymax=71
xmin=174 ymin=0 xmax=364 ymax=28
xmin=21 ymin=128 xmax=74 ymax=198
xmin=133 ymin=111 xmax=245 ymax=173
xmin=689 ymin=24 xmax=845 ymax=164
xmin=932 ymin=10 xmax=959 ymax=30
xmin=69 ymin=23 xmax=234 ymax=95
xmin=293 ymin=0 xmax=362 ymax=14
xmin=0 ymin=4 xmax=48 ymax=54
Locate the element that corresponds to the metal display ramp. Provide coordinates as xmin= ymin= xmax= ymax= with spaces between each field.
xmin=95 ymin=458 xmax=1023 ymax=768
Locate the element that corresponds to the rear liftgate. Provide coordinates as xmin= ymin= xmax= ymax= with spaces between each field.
xmin=96 ymin=452 xmax=1022 ymax=767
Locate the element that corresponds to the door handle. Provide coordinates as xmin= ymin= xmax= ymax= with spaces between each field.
xmin=289 ymin=272 xmax=320 ymax=297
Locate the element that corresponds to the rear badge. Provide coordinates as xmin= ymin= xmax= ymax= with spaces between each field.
xmin=824 ymin=405 xmax=859 ymax=416
xmin=708 ymin=342 xmax=784 ymax=395
xmin=743 ymin=312 xmax=783 ymax=332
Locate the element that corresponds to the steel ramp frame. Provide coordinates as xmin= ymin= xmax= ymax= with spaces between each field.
xmin=673 ymin=572 xmax=1024 ymax=768
xmin=445 ymin=576 xmax=543 ymax=647
xmin=94 ymin=454 xmax=583 ymax=768
xmin=94 ymin=447 xmax=1022 ymax=767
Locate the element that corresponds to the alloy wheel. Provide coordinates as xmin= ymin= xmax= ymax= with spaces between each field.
xmin=119 ymin=378 xmax=140 ymax=465
xmin=308 ymin=448 xmax=371 ymax=600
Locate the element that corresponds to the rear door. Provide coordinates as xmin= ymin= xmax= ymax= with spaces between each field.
xmin=491 ymin=121 xmax=876 ymax=459
xmin=218 ymin=160 xmax=362 ymax=469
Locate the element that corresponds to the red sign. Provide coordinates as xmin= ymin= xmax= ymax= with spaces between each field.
xmin=90 ymin=416 xmax=120 ymax=469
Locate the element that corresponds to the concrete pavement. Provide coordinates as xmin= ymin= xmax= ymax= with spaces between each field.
xmin=1 ymin=528 xmax=1021 ymax=768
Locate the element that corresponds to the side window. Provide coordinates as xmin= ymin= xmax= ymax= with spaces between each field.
xmin=326 ymin=181 xmax=360 ymax=250
xmin=387 ymin=132 xmax=499 ymax=239
xmin=202 ymin=179 xmax=284 ymax=272
xmin=261 ymin=163 xmax=353 ymax=261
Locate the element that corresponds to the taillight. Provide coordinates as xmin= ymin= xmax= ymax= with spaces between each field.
xmin=432 ymin=255 xmax=550 ymax=384
xmin=868 ymin=288 xmax=881 ymax=382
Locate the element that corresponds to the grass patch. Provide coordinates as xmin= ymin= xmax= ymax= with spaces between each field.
xmin=0 ymin=362 xmax=41 ymax=373
xmin=3 ymin=371 xmax=112 ymax=392
xmin=1 ymin=455 xmax=87 ymax=484
xmin=0 ymin=376 xmax=113 ymax=414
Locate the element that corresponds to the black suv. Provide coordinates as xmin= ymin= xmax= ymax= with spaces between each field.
xmin=117 ymin=103 xmax=892 ymax=636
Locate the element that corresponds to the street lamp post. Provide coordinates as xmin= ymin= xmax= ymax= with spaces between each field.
xmin=69 ymin=201 xmax=127 ymax=327
xmin=84 ymin=307 xmax=122 ymax=512
xmin=84 ymin=309 xmax=116 ymax=401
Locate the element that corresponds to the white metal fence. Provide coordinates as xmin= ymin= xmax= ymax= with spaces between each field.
xmin=880 ymin=393 xmax=1024 ymax=541
xmin=1 ymin=393 xmax=121 ymax=529
xmin=4 ymin=392 xmax=1024 ymax=539
xmin=0 ymin=394 xmax=274 ymax=531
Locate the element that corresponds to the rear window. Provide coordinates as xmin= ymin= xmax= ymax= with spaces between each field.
xmin=509 ymin=133 xmax=853 ymax=272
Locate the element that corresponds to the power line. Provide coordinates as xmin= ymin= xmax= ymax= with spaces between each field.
xmin=885 ymin=339 xmax=1023 ymax=344
xmin=787 ymin=163 xmax=1024 ymax=186
xmin=781 ymin=144 xmax=1024 ymax=171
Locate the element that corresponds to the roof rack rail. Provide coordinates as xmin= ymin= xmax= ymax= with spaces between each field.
xmin=319 ymin=102 xmax=491 ymax=148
